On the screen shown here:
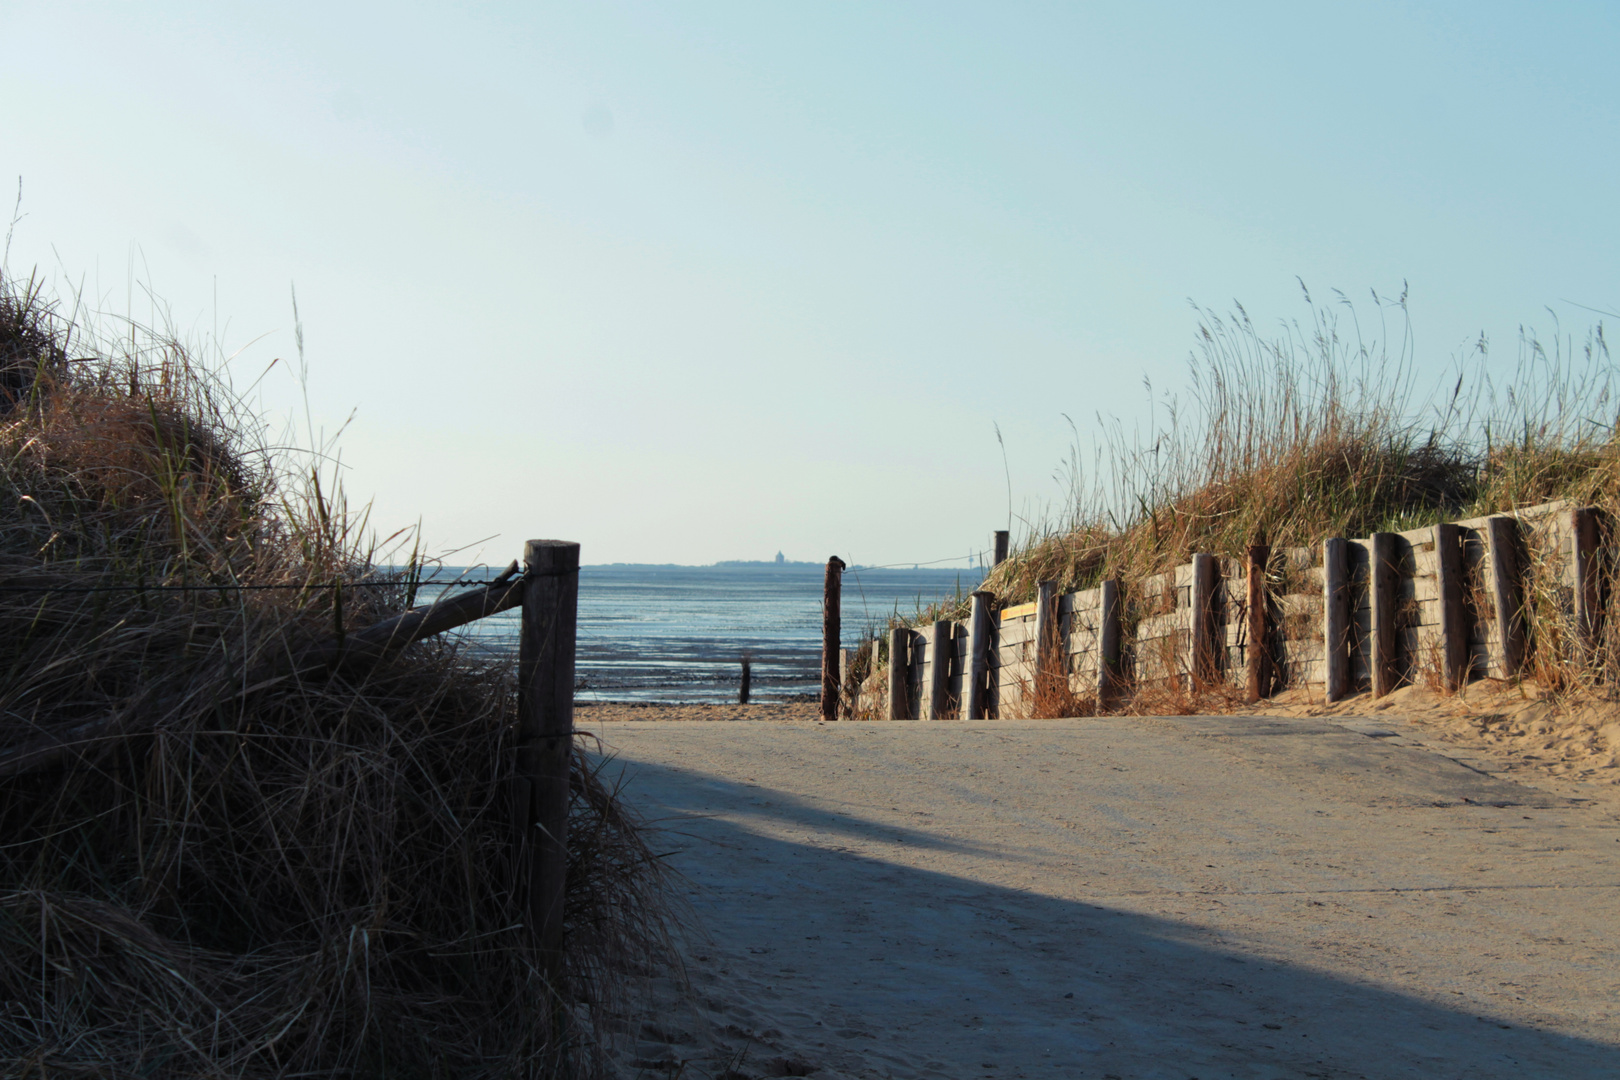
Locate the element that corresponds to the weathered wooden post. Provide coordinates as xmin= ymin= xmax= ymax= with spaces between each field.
xmin=1484 ymin=516 xmax=1524 ymax=676
xmin=962 ymin=591 xmax=994 ymax=720
xmin=1434 ymin=523 xmax=1468 ymax=691
xmin=994 ymin=530 xmax=1010 ymax=567
xmin=887 ymin=627 xmax=910 ymax=720
xmin=1033 ymin=579 xmax=1058 ymax=708
xmin=1098 ymin=579 xmax=1121 ymax=705
xmin=738 ymin=650 xmax=752 ymax=704
xmin=1245 ymin=545 xmax=1271 ymax=704
xmin=1190 ymin=554 xmax=1219 ymax=688
xmin=821 ymin=556 xmax=845 ymax=721
xmin=1370 ymin=532 xmax=1399 ymax=697
xmin=518 ymin=539 xmax=578 ymax=990
xmin=1322 ymin=538 xmax=1349 ymax=702
xmin=1573 ymin=507 xmax=1604 ymax=657
xmin=927 ymin=620 xmax=951 ymax=720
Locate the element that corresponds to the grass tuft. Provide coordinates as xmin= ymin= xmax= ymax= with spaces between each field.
xmin=0 ymin=269 xmax=677 ymax=1078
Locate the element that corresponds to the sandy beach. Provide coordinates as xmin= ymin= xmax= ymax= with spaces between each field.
xmin=584 ymin=704 xmax=1620 ymax=1078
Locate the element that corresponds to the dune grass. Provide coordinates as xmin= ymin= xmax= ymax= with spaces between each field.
xmin=0 ymin=270 xmax=675 ymax=1078
xmin=907 ymin=285 xmax=1620 ymax=696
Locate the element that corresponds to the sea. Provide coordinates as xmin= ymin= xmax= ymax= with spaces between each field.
xmin=417 ymin=562 xmax=985 ymax=702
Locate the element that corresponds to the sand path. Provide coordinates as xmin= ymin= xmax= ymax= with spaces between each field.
xmin=586 ymin=711 xmax=1620 ymax=1079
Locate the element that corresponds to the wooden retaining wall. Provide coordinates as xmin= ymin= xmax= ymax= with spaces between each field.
xmin=870 ymin=500 xmax=1609 ymax=719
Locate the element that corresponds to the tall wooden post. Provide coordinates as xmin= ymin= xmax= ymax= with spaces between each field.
xmin=821 ymin=557 xmax=845 ymax=721
xmin=887 ymin=627 xmax=910 ymax=720
xmin=994 ymin=530 xmax=1010 ymax=566
xmin=1098 ymin=579 xmax=1121 ymax=705
xmin=1370 ymin=532 xmax=1399 ymax=697
xmin=927 ymin=620 xmax=951 ymax=720
xmin=738 ymin=651 xmax=751 ymax=704
xmin=1573 ymin=507 xmax=1604 ymax=657
xmin=1190 ymin=554 xmax=1219 ymax=688
xmin=518 ymin=539 xmax=579 ymax=988
xmin=1484 ymin=516 xmax=1524 ymax=676
xmin=1033 ymin=580 xmax=1058 ymax=705
xmin=1245 ymin=545 xmax=1271 ymax=704
xmin=962 ymin=591 xmax=994 ymax=720
xmin=1322 ymin=538 xmax=1349 ymax=702
xmin=1434 ymin=523 xmax=1468 ymax=691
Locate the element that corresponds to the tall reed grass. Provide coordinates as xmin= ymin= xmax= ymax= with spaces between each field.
xmin=915 ymin=284 xmax=1620 ymax=696
xmin=0 ymin=271 xmax=674 ymax=1078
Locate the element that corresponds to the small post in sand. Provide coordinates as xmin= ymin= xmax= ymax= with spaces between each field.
xmin=1370 ymin=532 xmax=1399 ymax=697
xmin=888 ymin=627 xmax=910 ymax=720
xmin=962 ymin=590 xmax=994 ymax=720
xmin=739 ymin=650 xmax=752 ymax=704
xmin=821 ymin=557 xmax=845 ymax=721
xmin=994 ymin=530 xmax=1010 ymax=567
xmin=1434 ymin=523 xmax=1468 ymax=692
xmin=1322 ymin=538 xmax=1349 ymax=702
xmin=517 ymin=539 xmax=578 ymax=993
xmin=1484 ymin=516 xmax=1524 ymax=676
xmin=1245 ymin=544 xmax=1271 ymax=704
xmin=927 ymin=620 xmax=951 ymax=720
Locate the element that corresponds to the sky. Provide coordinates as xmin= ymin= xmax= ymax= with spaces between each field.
xmin=3 ymin=2 xmax=1617 ymax=567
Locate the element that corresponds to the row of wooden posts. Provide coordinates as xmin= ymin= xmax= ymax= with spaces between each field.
xmin=818 ymin=503 xmax=1611 ymax=721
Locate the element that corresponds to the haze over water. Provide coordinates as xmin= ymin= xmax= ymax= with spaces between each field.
xmin=422 ymin=563 xmax=985 ymax=702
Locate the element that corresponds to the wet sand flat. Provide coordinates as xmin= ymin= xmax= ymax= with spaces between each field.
xmin=593 ymin=714 xmax=1620 ymax=1079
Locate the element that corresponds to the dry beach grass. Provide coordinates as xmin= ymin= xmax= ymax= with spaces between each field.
xmin=0 ymin=272 xmax=677 ymax=1078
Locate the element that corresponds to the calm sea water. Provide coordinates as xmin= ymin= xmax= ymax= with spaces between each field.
xmin=418 ymin=563 xmax=984 ymax=702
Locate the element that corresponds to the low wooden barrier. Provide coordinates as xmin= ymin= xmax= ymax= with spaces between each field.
xmin=867 ymin=501 xmax=1609 ymax=718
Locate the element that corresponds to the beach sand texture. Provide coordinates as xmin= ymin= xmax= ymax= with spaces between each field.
xmin=586 ymin=710 xmax=1619 ymax=1079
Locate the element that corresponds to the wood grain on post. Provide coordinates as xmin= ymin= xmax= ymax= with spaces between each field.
xmin=1322 ymin=538 xmax=1349 ymax=702
xmin=517 ymin=539 xmax=579 ymax=988
xmin=1190 ymin=554 xmax=1219 ymax=688
xmin=1573 ymin=507 xmax=1603 ymax=655
xmin=1434 ymin=523 xmax=1468 ymax=691
xmin=821 ymin=557 xmax=845 ymax=721
xmin=962 ymin=591 xmax=994 ymax=720
xmin=888 ymin=628 xmax=910 ymax=720
xmin=994 ymin=531 xmax=1010 ymax=567
xmin=1370 ymin=532 xmax=1399 ymax=698
xmin=1245 ymin=545 xmax=1271 ymax=704
xmin=927 ymin=620 xmax=951 ymax=720
xmin=1033 ymin=580 xmax=1058 ymax=704
xmin=1098 ymin=579 xmax=1121 ymax=704
xmin=1484 ymin=516 xmax=1524 ymax=676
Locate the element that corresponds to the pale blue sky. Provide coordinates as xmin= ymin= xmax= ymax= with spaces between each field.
xmin=3 ymin=2 xmax=1616 ymax=566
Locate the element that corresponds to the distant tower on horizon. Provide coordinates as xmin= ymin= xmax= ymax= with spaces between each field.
xmin=774 ymin=551 xmax=785 ymax=565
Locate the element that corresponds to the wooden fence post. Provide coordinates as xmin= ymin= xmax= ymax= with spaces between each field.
xmin=1484 ymin=515 xmax=1524 ymax=676
xmin=1573 ymin=507 xmax=1604 ymax=657
xmin=888 ymin=627 xmax=910 ymax=720
xmin=994 ymin=530 xmax=1010 ymax=566
xmin=1370 ymin=532 xmax=1399 ymax=697
xmin=1098 ymin=579 xmax=1121 ymax=704
xmin=739 ymin=651 xmax=751 ymax=704
xmin=1034 ymin=580 xmax=1057 ymax=704
xmin=1322 ymin=538 xmax=1349 ymax=702
xmin=518 ymin=539 xmax=579 ymax=989
xmin=1434 ymin=523 xmax=1468 ymax=691
xmin=1245 ymin=545 xmax=1271 ymax=704
xmin=928 ymin=620 xmax=951 ymax=720
xmin=962 ymin=591 xmax=993 ymax=720
xmin=821 ymin=557 xmax=845 ymax=721
xmin=1191 ymin=554 xmax=1219 ymax=688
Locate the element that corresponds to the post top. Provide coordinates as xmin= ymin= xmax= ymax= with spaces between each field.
xmin=524 ymin=540 xmax=581 ymax=572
